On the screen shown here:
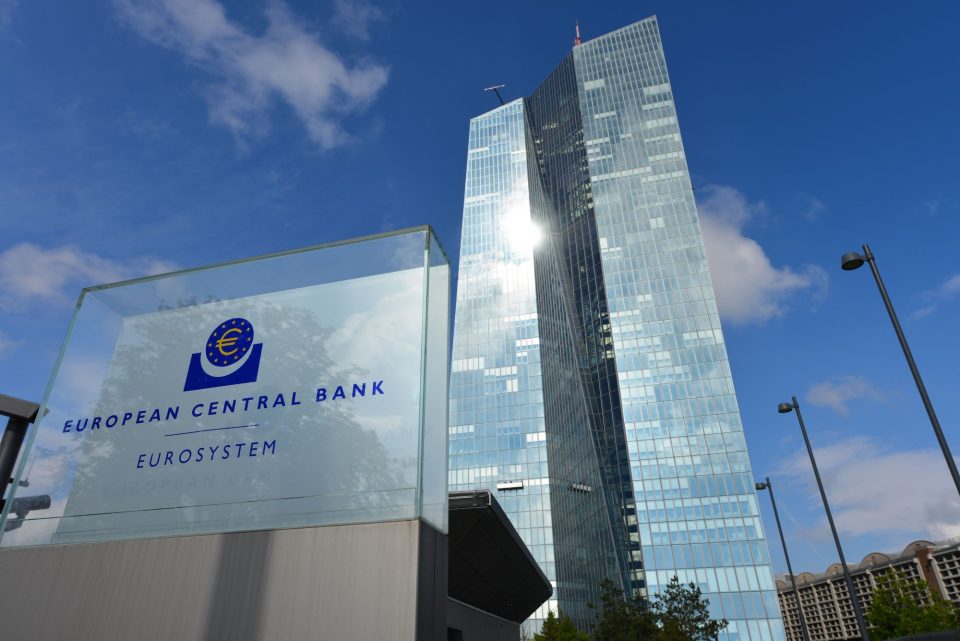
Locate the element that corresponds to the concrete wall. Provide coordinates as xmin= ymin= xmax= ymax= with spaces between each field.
xmin=447 ymin=598 xmax=520 ymax=641
xmin=0 ymin=519 xmax=445 ymax=641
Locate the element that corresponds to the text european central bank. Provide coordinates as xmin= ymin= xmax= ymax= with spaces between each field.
xmin=0 ymin=227 xmax=450 ymax=546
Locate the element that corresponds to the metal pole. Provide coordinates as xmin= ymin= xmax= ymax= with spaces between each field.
xmin=0 ymin=416 xmax=29 ymax=503
xmin=861 ymin=243 xmax=960 ymax=498
xmin=760 ymin=477 xmax=811 ymax=641
xmin=791 ymin=397 xmax=870 ymax=640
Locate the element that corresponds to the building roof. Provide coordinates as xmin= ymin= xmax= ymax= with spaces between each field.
xmin=775 ymin=538 xmax=956 ymax=591
xmin=447 ymin=490 xmax=553 ymax=623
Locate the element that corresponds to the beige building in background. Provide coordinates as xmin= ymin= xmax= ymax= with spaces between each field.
xmin=776 ymin=539 xmax=960 ymax=641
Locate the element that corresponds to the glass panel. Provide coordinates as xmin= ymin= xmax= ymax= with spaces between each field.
xmin=1 ymin=227 xmax=450 ymax=546
xmin=420 ymin=230 xmax=450 ymax=531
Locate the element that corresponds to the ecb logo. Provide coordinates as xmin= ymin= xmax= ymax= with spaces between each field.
xmin=183 ymin=317 xmax=263 ymax=392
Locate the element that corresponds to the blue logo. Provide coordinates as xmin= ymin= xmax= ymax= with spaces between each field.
xmin=183 ymin=317 xmax=263 ymax=392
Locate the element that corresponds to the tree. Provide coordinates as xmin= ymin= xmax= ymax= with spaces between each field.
xmin=867 ymin=571 xmax=960 ymax=641
xmin=590 ymin=578 xmax=659 ymax=641
xmin=533 ymin=611 xmax=590 ymax=641
xmin=651 ymin=576 xmax=728 ymax=641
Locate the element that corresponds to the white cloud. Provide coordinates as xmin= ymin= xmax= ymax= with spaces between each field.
xmin=332 ymin=0 xmax=385 ymax=41
xmin=923 ymin=198 xmax=944 ymax=216
xmin=19 ymin=452 xmax=73 ymax=496
xmin=0 ymin=243 xmax=176 ymax=309
xmin=0 ymin=329 xmax=17 ymax=358
xmin=324 ymin=273 xmax=420 ymax=371
xmin=941 ymin=274 xmax=960 ymax=295
xmin=58 ymin=356 xmax=111 ymax=415
xmin=801 ymin=194 xmax=826 ymax=222
xmin=113 ymin=0 xmax=389 ymax=148
xmin=806 ymin=375 xmax=884 ymax=416
xmin=0 ymin=0 xmax=17 ymax=30
xmin=913 ymin=272 xmax=960 ymax=319
xmin=698 ymin=185 xmax=828 ymax=325
xmin=778 ymin=436 xmax=960 ymax=542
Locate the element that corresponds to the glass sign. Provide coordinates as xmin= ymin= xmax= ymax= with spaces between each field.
xmin=0 ymin=227 xmax=450 ymax=546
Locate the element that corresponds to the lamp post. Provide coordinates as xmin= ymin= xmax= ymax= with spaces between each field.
xmin=756 ymin=477 xmax=810 ymax=641
xmin=779 ymin=397 xmax=870 ymax=641
xmin=841 ymin=243 xmax=960 ymax=499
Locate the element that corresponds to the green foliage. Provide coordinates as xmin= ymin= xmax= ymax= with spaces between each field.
xmin=591 ymin=578 xmax=659 ymax=641
xmin=533 ymin=611 xmax=590 ymax=641
xmin=535 ymin=577 xmax=727 ymax=641
xmin=651 ymin=576 xmax=728 ymax=641
xmin=589 ymin=576 xmax=726 ymax=641
xmin=867 ymin=571 xmax=960 ymax=641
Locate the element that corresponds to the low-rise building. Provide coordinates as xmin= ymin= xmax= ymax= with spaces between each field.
xmin=777 ymin=540 xmax=960 ymax=641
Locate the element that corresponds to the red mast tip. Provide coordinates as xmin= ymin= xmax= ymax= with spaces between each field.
xmin=574 ymin=21 xmax=581 ymax=47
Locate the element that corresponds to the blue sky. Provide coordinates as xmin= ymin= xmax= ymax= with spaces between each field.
xmin=1 ymin=0 xmax=959 ymax=575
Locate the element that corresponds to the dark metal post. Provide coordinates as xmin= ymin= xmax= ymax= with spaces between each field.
xmin=0 ymin=393 xmax=42 ymax=508
xmin=788 ymin=397 xmax=870 ymax=641
xmin=483 ymin=84 xmax=506 ymax=106
xmin=859 ymin=243 xmax=960 ymax=498
xmin=757 ymin=477 xmax=810 ymax=641
xmin=0 ymin=417 xmax=29 ymax=502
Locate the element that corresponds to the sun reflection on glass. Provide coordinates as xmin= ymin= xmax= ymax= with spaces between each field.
xmin=501 ymin=205 xmax=542 ymax=255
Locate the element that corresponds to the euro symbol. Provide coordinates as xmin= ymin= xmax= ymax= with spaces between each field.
xmin=216 ymin=328 xmax=243 ymax=356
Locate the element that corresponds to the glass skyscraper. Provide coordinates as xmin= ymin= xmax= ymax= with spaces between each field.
xmin=449 ymin=16 xmax=785 ymax=641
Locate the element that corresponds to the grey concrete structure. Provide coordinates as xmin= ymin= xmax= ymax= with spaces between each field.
xmin=0 ymin=519 xmax=446 ymax=641
xmin=0 ymin=491 xmax=551 ymax=641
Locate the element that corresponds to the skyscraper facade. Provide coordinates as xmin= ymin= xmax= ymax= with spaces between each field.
xmin=449 ymin=16 xmax=785 ymax=641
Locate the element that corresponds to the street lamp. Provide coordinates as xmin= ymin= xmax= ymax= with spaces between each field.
xmin=841 ymin=243 xmax=960 ymax=499
xmin=756 ymin=477 xmax=810 ymax=641
xmin=779 ymin=396 xmax=870 ymax=641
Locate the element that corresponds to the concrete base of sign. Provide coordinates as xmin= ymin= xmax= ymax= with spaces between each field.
xmin=0 ymin=519 xmax=447 ymax=641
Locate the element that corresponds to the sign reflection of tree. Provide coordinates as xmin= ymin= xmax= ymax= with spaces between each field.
xmin=63 ymin=295 xmax=410 ymax=534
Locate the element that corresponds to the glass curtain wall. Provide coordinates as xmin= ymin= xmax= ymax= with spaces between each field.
xmin=525 ymin=52 xmax=644 ymax=596
xmin=450 ymin=16 xmax=785 ymax=641
xmin=448 ymin=100 xmax=620 ymax=633
xmin=572 ymin=17 xmax=783 ymax=641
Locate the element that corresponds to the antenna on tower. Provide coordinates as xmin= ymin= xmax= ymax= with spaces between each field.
xmin=484 ymin=84 xmax=506 ymax=106
xmin=574 ymin=21 xmax=581 ymax=47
